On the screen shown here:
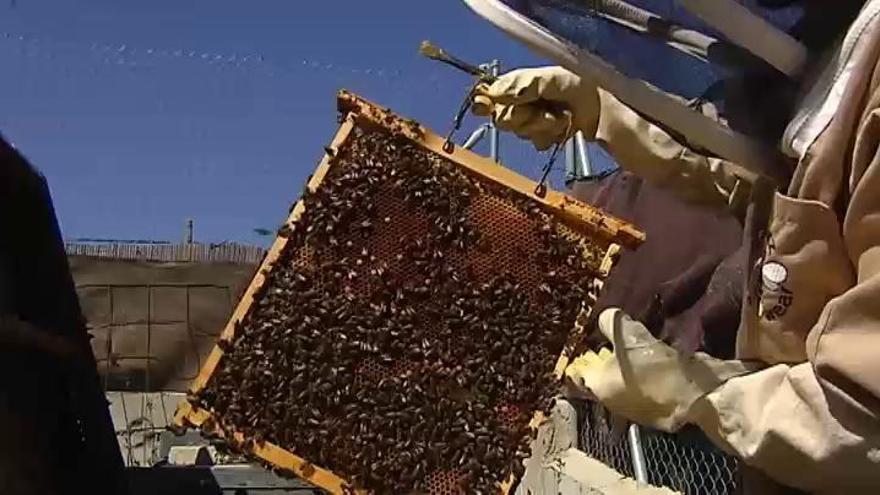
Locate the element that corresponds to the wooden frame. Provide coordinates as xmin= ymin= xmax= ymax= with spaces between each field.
xmin=336 ymin=91 xmax=644 ymax=250
xmin=174 ymin=90 xmax=644 ymax=494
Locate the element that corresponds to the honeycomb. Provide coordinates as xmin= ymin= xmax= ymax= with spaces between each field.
xmin=183 ymin=98 xmax=637 ymax=494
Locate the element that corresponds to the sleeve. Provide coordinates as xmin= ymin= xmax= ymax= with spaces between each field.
xmin=593 ymin=89 xmax=753 ymax=216
xmin=695 ymin=364 xmax=880 ymax=493
xmin=690 ymin=107 xmax=880 ymax=494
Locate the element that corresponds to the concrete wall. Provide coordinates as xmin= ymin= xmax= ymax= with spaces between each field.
xmin=518 ymin=399 xmax=680 ymax=495
xmin=69 ymin=256 xmax=256 ymax=392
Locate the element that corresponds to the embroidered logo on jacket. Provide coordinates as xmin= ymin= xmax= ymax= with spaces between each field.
xmin=759 ymin=260 xmax=794 ymax=321
xmin=762 ymin=261 xmax=788 ymax=290
xmin=751 ymin=234 xmax=794 ymax=322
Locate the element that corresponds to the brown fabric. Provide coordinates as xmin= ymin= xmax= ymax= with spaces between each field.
xmin=581 ymin=13 xmax=880 ymax=489
xmin=570 ymin=171 xmax=743 ymax=358
xmin=594 ymin=88 xmax=759 ymax=215
xmin=798 ymin=25 xmax=880 ymax=412
xmin=736 ymin=12 xmax=880 ymax=405
xmin=696 ymin=14 xmax=880 ymax=493
xmin=737 ymin=193 xmax=856 ymax=363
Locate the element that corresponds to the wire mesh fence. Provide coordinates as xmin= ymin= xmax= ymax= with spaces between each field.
xmin=577 ymin=399 xmax=638 ymax=479
xmin=107 ymin=391 xmax=181 ymax=467
xmin=575 ymin=400 xmax=740 ymax=495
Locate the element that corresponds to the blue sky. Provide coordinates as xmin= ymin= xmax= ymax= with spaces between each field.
xmin=1 ymin=0 xmax=599 ymax=245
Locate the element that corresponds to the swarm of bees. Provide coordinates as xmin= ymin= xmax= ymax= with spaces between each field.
xmin=190 ymin=127 xmax=604 ymax=494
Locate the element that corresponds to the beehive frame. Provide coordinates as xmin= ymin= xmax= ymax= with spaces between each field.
xmin=173 ymin=90 xmax=644 ymax=494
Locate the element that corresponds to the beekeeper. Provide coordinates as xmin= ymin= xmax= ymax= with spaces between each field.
xmin=466 ymin=0 xmax=880 ymax=492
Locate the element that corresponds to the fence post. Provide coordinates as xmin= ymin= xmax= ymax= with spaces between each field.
xmin=628 ymin=423 xmax=649 ymax=483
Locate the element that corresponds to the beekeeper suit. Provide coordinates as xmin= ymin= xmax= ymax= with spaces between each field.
xmin=466 ymin=0 xmax=880 ymax=492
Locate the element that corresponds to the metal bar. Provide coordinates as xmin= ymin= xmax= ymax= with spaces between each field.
xmin=575 ymin=131 xmax=593 ymax=177
xmin=564 ymin=137 xmax=576 ymax=181
xmin=462 ymin=124 xmax=488 ymax=150
xmin=488 ymin=116 xmax=499 ymax=162
xmin=144 ymin=286 xmax=153 ymax=464
xmin=106 ymin=285 xmax=114 ymax=392
xmin=628 ymin=423 xmax=649 ymax=484
xmin=488 ymin=59 xmax=500 ymax=162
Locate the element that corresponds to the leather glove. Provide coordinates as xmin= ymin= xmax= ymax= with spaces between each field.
xmin=564 ymin=308 xmax=757 ymax=431
xmin=472 ymin=66 xmax=600 ymax=150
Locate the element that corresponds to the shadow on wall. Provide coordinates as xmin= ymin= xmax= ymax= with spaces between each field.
xmin=69 ymin=256 xmax=257 ymax=392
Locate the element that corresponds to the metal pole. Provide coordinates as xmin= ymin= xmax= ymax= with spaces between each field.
xmin=574 ymin=131 xmax=594 ymax=177
xmin=488 ymin=59 xmax=500 ymax=162
xmin=564 ymin=138 xmax=576 ymax=182
xmin=185 ymin=218 xmax=194 ymax=262
xmin=462 ymin=124 xmax=489 ymax=150
xmin=143 ymin=285 xmax=152 ymax=465
xmin=184 ymin=218 xmax=194 ymax=244
xmin=628 ymin=423 xmax=649 ymax=484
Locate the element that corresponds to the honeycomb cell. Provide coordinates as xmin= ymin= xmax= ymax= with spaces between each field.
xmin=426 ymin=469 xmax=464 ymax=495
xmin=495 ymin=403 xmax=523 ymax=428
xmin=198 ymin=125 xmax=614 ymax=494
xmin=467 ymin=194 xmax=544 ymax=295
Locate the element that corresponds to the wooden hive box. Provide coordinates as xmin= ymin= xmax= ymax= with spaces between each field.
xmin=174 ymin=90 xmax=644 ymax=494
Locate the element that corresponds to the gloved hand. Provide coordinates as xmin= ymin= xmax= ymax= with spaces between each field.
xmin=472 ymin=66 xmax=600 ymax=150
xmin=564 ymin=308 xmax=757 ymax=431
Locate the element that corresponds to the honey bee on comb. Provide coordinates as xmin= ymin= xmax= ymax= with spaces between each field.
xmin=179 ymin=92 xmax=640 ymax=495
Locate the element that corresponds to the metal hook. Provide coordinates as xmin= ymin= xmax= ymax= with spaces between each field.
xmin=442 ymin=82 xmax=481 ymax=154
xmin=534 ymin=116 xmax=573 ymax=198
xmin=534 ymin=141 xmax=563 ymax=198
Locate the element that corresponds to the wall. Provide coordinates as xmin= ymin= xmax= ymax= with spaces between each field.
xmin=69 ymin=256 xmax=257 ymax=392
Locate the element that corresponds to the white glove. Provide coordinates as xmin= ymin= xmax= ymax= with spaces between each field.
xmin=472 ymin=66 xmax=600 ymax=150
xmin=565 ymin=308 xmax=757 ymax=431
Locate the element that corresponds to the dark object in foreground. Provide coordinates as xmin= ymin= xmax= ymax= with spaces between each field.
xmin=126 ymin=465 xmax=320 ymax=495
xmin=0 ymin=135 xmax=126 ymax=494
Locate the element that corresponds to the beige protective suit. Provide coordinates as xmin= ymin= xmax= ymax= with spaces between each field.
xmin=477 ymin=7 xmax=880 ymax=493
xmin=584 ymin=21 xmax=880 ymax=495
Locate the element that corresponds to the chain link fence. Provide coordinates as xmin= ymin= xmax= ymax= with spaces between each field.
xmin=575 ymin=400 xmax=740 ymax=495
